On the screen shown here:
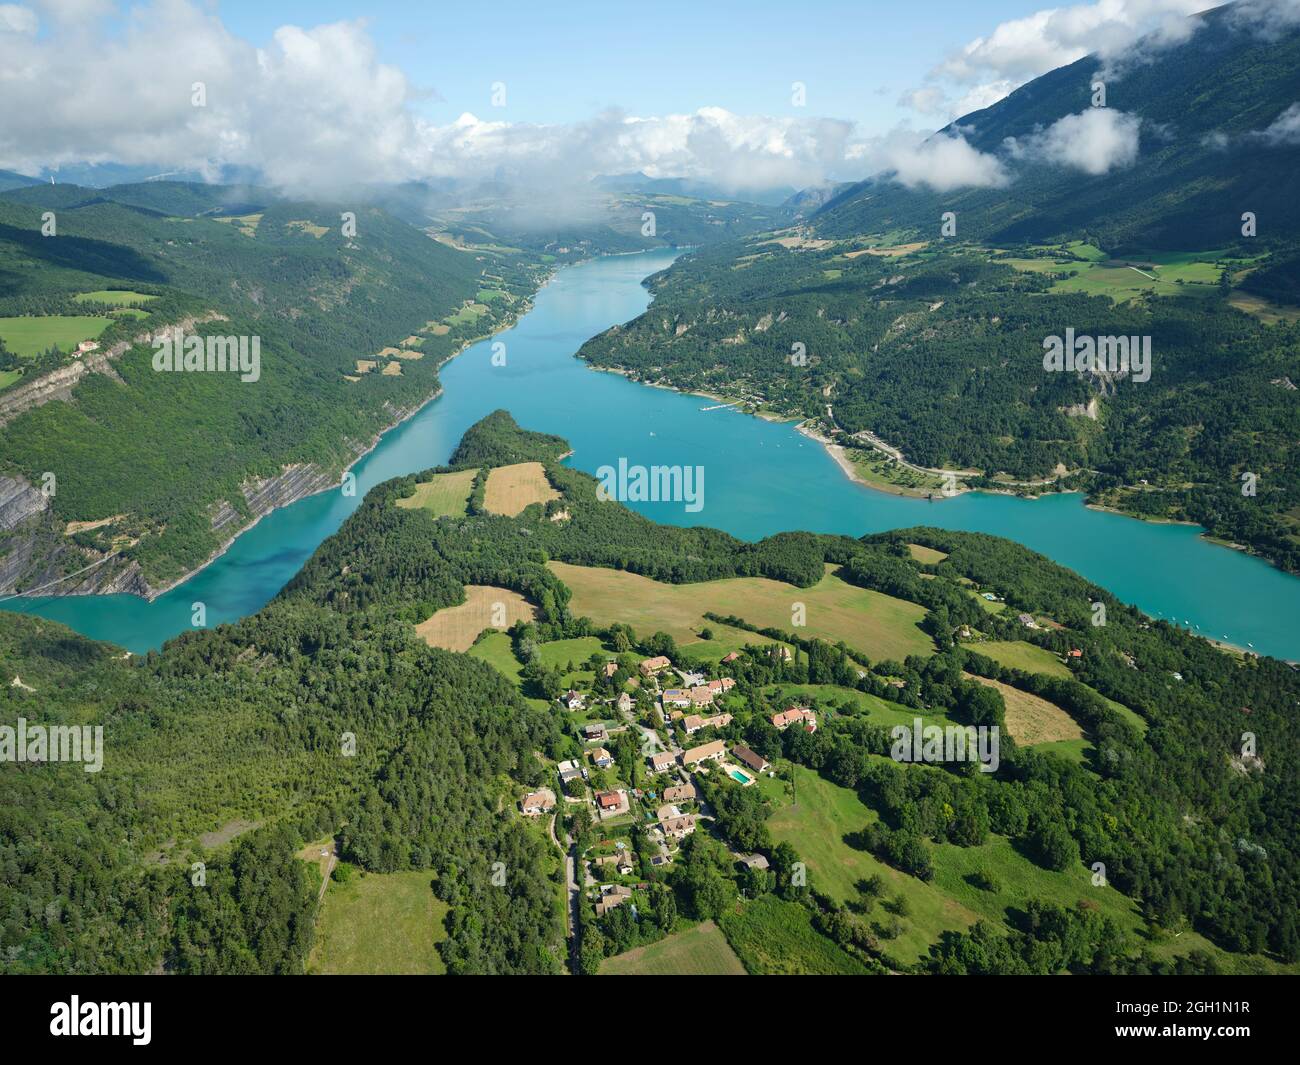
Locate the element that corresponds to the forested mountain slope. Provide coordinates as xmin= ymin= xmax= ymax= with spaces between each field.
xmin=0 ymin=181 xmax=544 ymax=597
xmin=576 ymin=4 xmax=1300 ymax=574
xmin=815 ymin=1 xmax=1300 ymax=250
xmin=1 ymin=413 xmax=1297 ymax=974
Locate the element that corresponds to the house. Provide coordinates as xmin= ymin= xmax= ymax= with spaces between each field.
xmin=520 ymin=788 xmax=556 ymax=816
xmin=603 ymin=662 xmax=620 ymax=678
xmin=772 ymin=707 xmax=817 ymax=732
xmin=583 ymin=722 xmax=607 ymax=742
xmin=1016 ymin=613 xmax=1037 ymax=629
xmin=616 ymin=692 xmax=633 ymax=713
xmin=771 ymin=646 xmax=793 ymax=662
xmin=703 ymin=712 xmax=732 ymax=730
xmin=76 ymin=340 xmax=100 ymax=354
xmin=1067 ymin=648 xmax=1083 ymax=658
xmin=662 ymin=689 xmax=692 ymax=708
xmin=662 ymin=782 xmax=697 ymax=803
xmin=721 ymin=651 xmax=740 ymax=664
xmin=739 ymin=854 xmax=770 ymax=871
xmin=688 ymin=686 xmax=715 ymax=706
xmin=656 ymin=804 xmax=684 ymax=823
xmin=595 ymin=790 xmax=627 ymax=816
xmin=594 ymin=884 xmax=633 ymax=916
xmin=705 ymin=677 xmax=736 ymax=694
xmin=731 ymin=745 xmax=770 ymax=773
xmin=648 ymin=751 xmax=676 ymax=773
xmin=590 ymin=747 xmax=614 ymax=769
xmin=659 ymin=814 xmax=696 ymax=841
xmin=560 ymin=690 xmax=586 ymax=711
xmin=682 ymin=714 xmax=706 ymax=735
xmin=639 ymin=655 xmax=671 ymax=676
xmin=681 ymin=739 xmax=726 ymax=767
xmin=557 ymin=759 xmax=585 ymax=784
xmin=595 ymin=850 xmax=635 ymax=875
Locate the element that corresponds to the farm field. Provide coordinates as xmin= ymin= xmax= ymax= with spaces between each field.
xmin=0 ymin=369 xmax=21 ymax=390
xmin=483 ymin=461 xmax=561 ymax=516
xmin=719 ymin=894 xmax=872 ymax=975
xmin=766 ymin=766 xmax=977 ymax=966
xmin=1003 ymin=249 xmax=1223 ymax=302
xmin=548 ymin=562 xmax=933 ymax=663
xmin=961 ymin=672 xmax=1083 ymax=746
xmin=397 ymin=468 xmax=478 ymax=518
xmin=906 ymin=543 xmax=948 ymax=564
xmin=600 ymin=920 xmax=746 ymax=975
xmin=415 ymin=585 xmax=535 ymax=652
xmin=73 ymin=289 xmax=158 ymax=306
xmin=308 ymin=870 xmax=448 ymax=975
xmin=972 ymin=640 xmax=1071 ymax=678
xmin=0 ymin=314 xmax=112 ymax=358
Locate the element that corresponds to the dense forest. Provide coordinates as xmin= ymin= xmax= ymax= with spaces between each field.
xmin=2 ymin=412 xmax=1297 ymax=974
xmin=0 ymin=180 xmax=549 ymax=592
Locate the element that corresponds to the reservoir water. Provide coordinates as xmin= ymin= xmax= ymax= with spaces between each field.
xmin=6 ymin=249 xmax=1300 ymax=659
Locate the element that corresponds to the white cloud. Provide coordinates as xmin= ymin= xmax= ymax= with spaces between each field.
xmin=0 ymin=1 xmax=877 ymax=194
xmin=0 ymin=4 xmax=37 ymax=33
xmin=1005 ymin=108 xmax=1142 ymax=174
xmin=1257 ymin=101 xmax=1300 ymax=145
xmin=877 ymin=132 xmax=1010 ymax=192
xmin=902 ymin=0 xmax=1204 ymax=122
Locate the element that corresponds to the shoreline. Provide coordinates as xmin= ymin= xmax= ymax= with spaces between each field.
xmin=17 ymin=280 xmax=548 ymax=604
xmin=585 ymin=363 xmax=1300 ymax=589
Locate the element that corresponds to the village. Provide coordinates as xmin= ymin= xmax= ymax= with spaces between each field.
xmin=518 ymin=650 xmax=817 ymax=921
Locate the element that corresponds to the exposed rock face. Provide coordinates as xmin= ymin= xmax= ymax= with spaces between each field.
xmin=0 ymin=341 xmax=425 ymax=600
xmin=0 ymin=475 xmax=48 ymax=531
xmin=0 ymin=313 xmax=226 ymax=428
xmin=208 ymin=462 xmax=336 ymax=542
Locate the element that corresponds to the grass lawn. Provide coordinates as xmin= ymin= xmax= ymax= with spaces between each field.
xmin=483 ymin=461 xmax=561 ymax=516
xmin=444 ymin=303 xmax=489 ymax=326
xmin=73 ymin=289 xmax=158 ymax=307
xmin=308 ymin=870 xmax=448 ymax=974
xmin=600 ymin=920 xmax=746 ymax=975
xmin=535 ymin=636 xmax=608 ymax=672
xmin=0 ymin=369 xmax=21 ymax=391
xmin=766 ymin=766 xmax=978 ymax=965
xmin=396 ymin=468 xmax=478 ymax=518
xmin=907 ymin=543 xmax=948 ymax=564
xmin=0 ymin=314 xmax=113 ymax=358
xmin=961 ymin=672 xmax=1083 ymax=746
xmin=468 ymin=630 xmax=525 ymax=682
xmin=843 ymin=446 xmax=945 ymax=497
xmin=678 ymin=622 xmax=781 ymax=661
xmin=719 ymin=895 xmax=872 ymax=975
xmin=415 ymin=585 xmax=536 ymax=652
xmin=549 ymin=561 xmax=933 ymax=663
xmin=930 ymin=834 xmax=1143 ymax=934
xmin=973 ymin=640 xmax=1071 ymax=678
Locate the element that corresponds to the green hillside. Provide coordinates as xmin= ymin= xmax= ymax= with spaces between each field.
xmin=3 ymin=413 xmax=1296 ymax=975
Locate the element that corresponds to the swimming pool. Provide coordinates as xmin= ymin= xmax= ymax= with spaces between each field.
xmin=729 ymin=768 xmax=754 ymax=785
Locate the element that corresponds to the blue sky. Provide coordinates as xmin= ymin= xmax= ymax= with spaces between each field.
xmin=3 ymin=0 xmax=1213 ymax=192
xmin=212 ymin=0 xmax=1048 ymax=131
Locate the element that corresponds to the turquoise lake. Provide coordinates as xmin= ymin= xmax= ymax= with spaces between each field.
xmin=6 ymin=248 xmax=1300 ymax=659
